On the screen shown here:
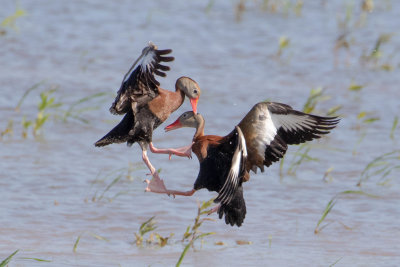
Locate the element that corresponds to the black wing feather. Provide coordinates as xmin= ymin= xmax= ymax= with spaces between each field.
xmin=239 ymin=102 xmax=339 ymax=173
xmin=109 ymin=43 xmax=174 ymax=115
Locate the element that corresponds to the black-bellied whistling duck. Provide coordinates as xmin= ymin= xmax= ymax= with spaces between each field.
xmin=161 ymin=102 xmax=339 ymax=227
xmin=95 ymin=42 xmax=201 ymax=192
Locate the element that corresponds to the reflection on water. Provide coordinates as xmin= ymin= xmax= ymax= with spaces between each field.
xmin=1 ymin=0 xmax=400 ymax=266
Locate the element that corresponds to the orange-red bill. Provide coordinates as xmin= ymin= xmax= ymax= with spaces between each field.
xmin=190 ymin=97 xmax=199 ymax=114
xmin=165 ymin=118 xmax=182 ymax=132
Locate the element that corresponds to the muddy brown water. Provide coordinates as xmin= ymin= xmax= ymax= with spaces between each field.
xmin=1 ymin=1 xmax=400 ymax=266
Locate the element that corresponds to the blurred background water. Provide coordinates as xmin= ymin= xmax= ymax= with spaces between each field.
xmin=1 ymin=0 xmax=399 ymax=266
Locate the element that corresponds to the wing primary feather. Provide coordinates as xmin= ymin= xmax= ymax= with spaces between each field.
xmin=216 ymin=127 xmax=247 ymax=205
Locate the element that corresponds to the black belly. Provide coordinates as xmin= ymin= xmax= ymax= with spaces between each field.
xmin=95 ymin=106 xmax=162 ymax=147
xmin=194 ymin=130 xmax=240 ymax=193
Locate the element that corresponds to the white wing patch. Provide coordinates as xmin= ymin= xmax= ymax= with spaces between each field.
xmin=122 ymin=48 xmax=157 ymax=83
xmin=271 ymin=113 xmax=315 ymax=132
xmin=251 ymin=108 xmax=278 ymax=160
xmin=140 ymin=49 xmax=157 ymax=72
xmin=217 ymin=127 xmax=247 ymax=205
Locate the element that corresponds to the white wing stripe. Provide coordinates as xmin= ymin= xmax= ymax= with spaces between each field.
xmin=140 ymin=50 xmax=156 ymax=72
xmin=271 ymin=113 xmax=317 ymax=132
xmin=217 ymin=127 xmax=247 ymax=204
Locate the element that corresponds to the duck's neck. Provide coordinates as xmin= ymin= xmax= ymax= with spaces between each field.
xmin=175 ymin=85 xmax=185 ymax=103
xmin=193 ymin=114 xmax=205 ymax=140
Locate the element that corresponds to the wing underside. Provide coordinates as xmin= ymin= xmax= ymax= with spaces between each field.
xmin=238 ymin=101 xmax=340 ymax=173
xmin=109 ymin=42 xmax=174 ymax=115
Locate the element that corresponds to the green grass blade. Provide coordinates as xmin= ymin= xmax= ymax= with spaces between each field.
xmin=390 ymin=116 xmax=398 ymax=139
xmin=176 ymin=242 xmax=191 ymax=267
xmin=0 ymin=249 xmax=19 ymax=267
xmin=329 ymin=256 xmax=344 ymax=267
xmin=315 ymin=198 xmax=336 ymax=234
xmin=73 ymin=234 xmax=83 ymax=252
xmin=21 ymin=257 xmax=52 ymax=262
xmin=339 ymin=190 xmax=379 ymax=198
xmin=15 ymin=81 xmax=44 ymax=111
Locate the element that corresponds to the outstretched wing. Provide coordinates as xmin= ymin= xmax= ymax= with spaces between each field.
xmin=238 ymin=101 xmax=340 ymax=173
xmin=109 ymin=42 xmax=174 ymax=115
xmin=215 ymin=126 xmax=247 ymax=206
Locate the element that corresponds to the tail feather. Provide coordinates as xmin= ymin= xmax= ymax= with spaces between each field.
xmin=95 ymin=111 xmax=134 ymax=147
xmin=217 ymin=186 xmax=246 ymax=227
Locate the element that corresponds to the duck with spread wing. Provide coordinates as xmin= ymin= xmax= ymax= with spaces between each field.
xmin=95 ymin=42 xmax=201 ymax=193
xmin=160 ymin=102 xmax=339 ymax=227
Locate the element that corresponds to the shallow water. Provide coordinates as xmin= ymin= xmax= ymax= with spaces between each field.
xmin=1 ymin=0 xmax=400 ymax=266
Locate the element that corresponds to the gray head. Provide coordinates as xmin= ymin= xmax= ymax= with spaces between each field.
xmin=175 ymin=77 xmax=201 ymax=114
xmin=164 ymin=111 xmax=204 ymax=132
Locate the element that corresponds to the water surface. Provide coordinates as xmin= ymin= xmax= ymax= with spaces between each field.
xmin=1 ymin=1 xmax=400 ymax=266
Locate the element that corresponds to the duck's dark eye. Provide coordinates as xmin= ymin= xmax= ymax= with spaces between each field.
xmin=193 ymin=89 xmax=198 ymax=94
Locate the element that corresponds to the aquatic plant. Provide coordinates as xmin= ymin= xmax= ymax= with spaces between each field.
xmin=0 ymin=250 xmax=19 ymax=267
xmin=277 ymin=36 xmax=290 ymax=58
xmin=329 ymin=256 xmax=344 ymax=267
xmin=15 ymin=84 xmax=62 ymax=138
xmin=0 ymin=119 xmax=13 ymax=139
xmin=390 ymin=116 xmax=398 ymax=140
xmin=302 ymin=87 xmax=331 ymax=114
xmin=15 ymin=81 xmax=45 ymax=112
xmin=90 ymin=163 xmax=142 ymax=202
xmin=133 ymin=216 xmax=173 ymax=248
xmin=261 ymin=0 xmax=303 ymax=16
xmin=73 ymin=232 xmax=109 ymax=253
xmin=280 ymin=143 xmax=318 ymax=178
xmin=62 ymin=92 xmax=109 ymax=123
xmin=176 ymin=198 xmax=215 ymax=267
xmin=314 ymin=190 xmax=378 ymax=234
xmin=34 ymin=89 xmax=63 ymax=135
xmin=6 ymin=82 xmax=109 ymax=139
xmin=361 ymin=33 xmax=394 ymax=70
xmin=357 ymin=150 xmax=400 ymax=186
xmin=135 ymin=216 xmax=158 ymax=246
xmin=0 ymin=1 xmax=26 ymax=33
xmin=279 ymin=88 xmax=340 ymax=178
xmin=347 ymin=82 xmax=364 ymax=92
xmin=20 ymin=257 xmax=51 ymax=263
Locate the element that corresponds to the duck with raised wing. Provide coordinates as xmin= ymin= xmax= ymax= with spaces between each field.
xmin=161 ymin=102 xmax=339 ymax=227
xmin=95 ymin=42 xmax=201 ymax=193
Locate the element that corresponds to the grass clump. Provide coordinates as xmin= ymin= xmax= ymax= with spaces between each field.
xmin=73 ymin=232 xmax=109 ymax=253
xmin=134 ymin=216 xmax=173 ymax=248
xmin=2 ymin=81 xmax=109 ymax=140
xmin=0 ymin=2 xmax=26 ymax=33
xmin=176 ymin=198 xmax=215 ymax=267
xmin=357 ymin=150 xmax=400 ymax=186
xmin=315 ymin=190 xmax=379 ymax=234
xmin=89 ymin=163 xmax=143 ymax=202
xmin=279 ymin=88 xmax=340 ymax=178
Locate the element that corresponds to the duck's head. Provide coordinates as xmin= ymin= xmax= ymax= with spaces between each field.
xmin=175 ymin=77 xmax=201 ymax=114
xmin=165 ymin=111 xmax=203 ymax=132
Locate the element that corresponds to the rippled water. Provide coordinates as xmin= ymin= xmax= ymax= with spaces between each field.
xmin=1 ymin=1 xmax=400 ymax=266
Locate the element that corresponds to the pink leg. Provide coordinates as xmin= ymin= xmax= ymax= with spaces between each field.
xmin=142 ymin=150 xmax=169 ymax=194
xmin=164 ymin=188 xmax=196 ymax=197
xmin=149 ymin=142 xmax=193 ymax=160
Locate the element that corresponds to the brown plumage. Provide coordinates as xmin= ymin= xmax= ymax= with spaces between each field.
xmin=95 ymin=42 xmax=201 ymax=192
xmin=161 ymin=101 xmax=339 ymax=227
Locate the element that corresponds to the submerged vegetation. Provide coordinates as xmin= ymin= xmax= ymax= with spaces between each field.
xmin=176 ymin=199 xmax=215 ymax=267
xmin=88 ymin=163 xmax=143 ymax=202
xmin=314 ymin=190 xmax=379 ymax=234
xmin=0 ymin=82 xmax=109 ymax=140
xmin=0 ymin=1 xmax=26 ymax=33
